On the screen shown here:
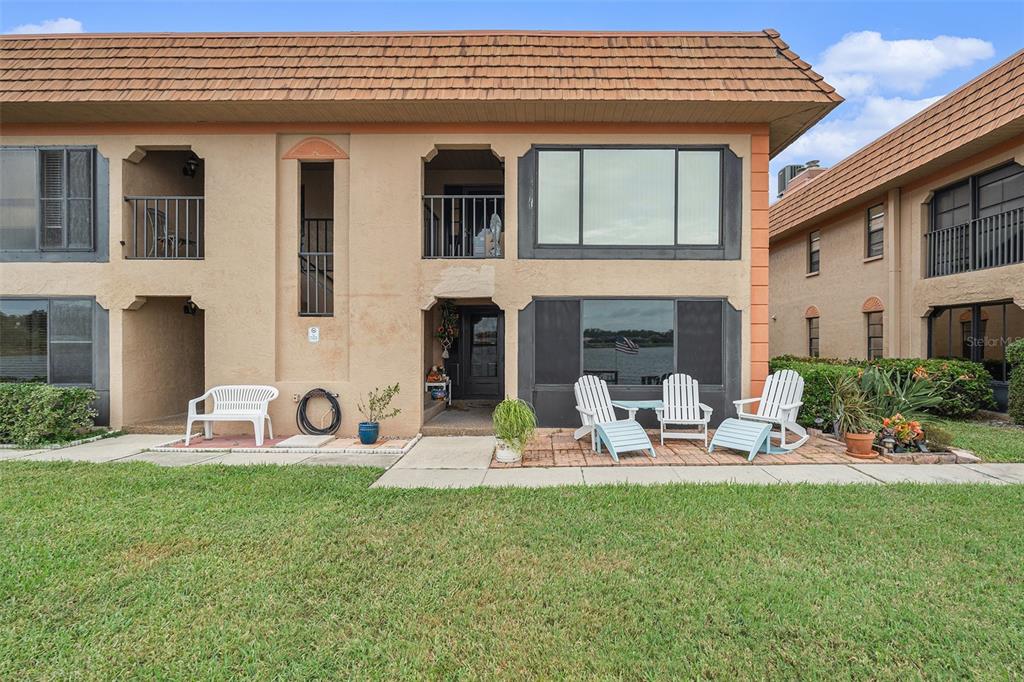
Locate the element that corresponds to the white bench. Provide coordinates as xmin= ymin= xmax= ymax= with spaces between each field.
xmin=185 ymin=385 xmax=279 ymax=447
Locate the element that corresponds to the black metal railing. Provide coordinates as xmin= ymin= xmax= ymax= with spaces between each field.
xmin=423 ymin=195 xmax=504 ymax=258
xmin=925 ymin=207 xmax=1023 ymax=277
xmin=299 ymin=218 xmax=333 ymax=316
xmin=125 ymin=196 xmax=204 ymax=259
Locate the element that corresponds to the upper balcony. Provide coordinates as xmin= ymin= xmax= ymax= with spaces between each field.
xmin=422 ymin=148 xmax=504 ymax=259
xmin=122 ymin=148 xmax=205 ymax=260
xmin=925 ymin=207 xmax=1023 ymax=277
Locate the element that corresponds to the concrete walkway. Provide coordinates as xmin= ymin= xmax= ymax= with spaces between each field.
xmin=3 ymin=435 xmax=1022 ymax=486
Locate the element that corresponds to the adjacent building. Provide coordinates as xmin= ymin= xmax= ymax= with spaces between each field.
xmin=0 ymin=30 xmax=841 ymax=434
xmin=769 ymin=50 xmax=1024 ymax=410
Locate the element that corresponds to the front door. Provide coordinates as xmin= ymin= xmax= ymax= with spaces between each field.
xmin=458 ymin=308 xmax=503 ymax=399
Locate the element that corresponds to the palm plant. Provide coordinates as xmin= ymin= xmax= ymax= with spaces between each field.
xmin=859 ymin=367 xmax=942 ymax=420
xmin=828 ymin=373 xmax=877 ymax=435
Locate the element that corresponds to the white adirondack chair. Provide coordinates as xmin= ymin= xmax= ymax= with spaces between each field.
xmin=654 ymin=373 xmax=713 ymax=446
xmin=573 ymin=375 xmax=638 ymax=451
xmin=185 ymin=385 xmax=279 ymax=447
xmin=733 ymin=369 xmax=808 ymax=451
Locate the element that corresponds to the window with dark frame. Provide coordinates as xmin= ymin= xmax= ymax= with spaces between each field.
xmin=866 ymin=311 xmax=883 ymax=360
xmin=0 ymin=147 xmax=96 ymax=252
xmin=298 ymin=162 xmax=334 ymax=317
xmin=866 ymin=204 xmax=885 ymax=258
xmin=536 ymin=147 xmax=723 ymax=247
xmin=807 ymin=316 xmax=820 ymax=358
xmin=808 ymin=230 xmax=820 ymax=274
xmin=0 ymin=298 xmax=95 ymax=385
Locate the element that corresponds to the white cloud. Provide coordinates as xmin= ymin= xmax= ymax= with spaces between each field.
xmin=7 ymin=17 xmax=84 ymax=35
xmin=819 ymin=31 xmax=994 ymax=96
xmin=783 ymin=95 xmax=942 ymax=164
xmin=771 ymin=31 xmax=995 ymax=199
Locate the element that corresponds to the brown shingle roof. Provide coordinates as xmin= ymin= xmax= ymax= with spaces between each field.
xmin=0 ymin=30 xmax=840 ymax=153
xmin=770 ymin=50 xmax=1024 ymax=241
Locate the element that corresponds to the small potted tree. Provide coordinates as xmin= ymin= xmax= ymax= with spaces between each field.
xmin=492 ymin=398 xmax=537 ymax=463
xmin=356 ymin=383 xmax=401 ymax=445
xmin=828 ymin=373 xmax=879 ymax=458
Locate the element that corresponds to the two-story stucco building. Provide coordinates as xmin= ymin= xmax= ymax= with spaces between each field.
xmin=0 ymin=30 xmax=841 ymax=435
xmin=769 ymin=50 xmax=1023 ymax=410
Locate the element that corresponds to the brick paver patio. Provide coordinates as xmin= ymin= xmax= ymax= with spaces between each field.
xmin=492 ymin=428 xmax=889 ymax=468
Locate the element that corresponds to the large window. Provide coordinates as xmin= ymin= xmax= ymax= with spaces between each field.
xmin=0 ymin=147 xmax=96 ymax=252
xmin=536 ymin=147 xmax=723 ymax=247
xmin=0 ymin=298 xmax=94 ymax=384
xmin=807 ymin=317 xmax=820 ymax=358
xmin=866 ymin=311 xmax=883 ymax=360
xmin=808 ymin=230 xmax=820 ymax=274
xmin=582 ymin=300 xmax=674 ymax=385
xmin=866 ymin=204 xmax=884 ymax=258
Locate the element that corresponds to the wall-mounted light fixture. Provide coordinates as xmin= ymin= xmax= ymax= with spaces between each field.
xmin=182 ymin=153 xmax=200 ymax=178
xmin=183 ymin=300 xmax=199 ymax=316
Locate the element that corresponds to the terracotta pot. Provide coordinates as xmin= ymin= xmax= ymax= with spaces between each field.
xmin=844 ymin=432 xmax=878 ymax=459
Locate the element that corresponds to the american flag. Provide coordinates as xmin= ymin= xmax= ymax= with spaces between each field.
xmin=615 ymin=336 xmax=639 ymax=355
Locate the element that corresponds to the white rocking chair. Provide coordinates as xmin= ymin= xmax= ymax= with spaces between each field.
xmin=655 ymin=373 xmax=713 ymax=446
xmin=733 ymin=369 xmax=809 ymax=451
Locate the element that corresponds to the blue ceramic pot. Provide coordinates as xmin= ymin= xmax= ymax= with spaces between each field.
xmin=358 ymin=421 xmax=379 ymax=445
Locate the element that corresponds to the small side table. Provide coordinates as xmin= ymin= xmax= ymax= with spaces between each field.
xmin=425 ymin=378 xmax=452 ymax=406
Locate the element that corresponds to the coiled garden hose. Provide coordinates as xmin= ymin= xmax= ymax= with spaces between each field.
xmin=296 ymin=388 xmax=342 ymax=436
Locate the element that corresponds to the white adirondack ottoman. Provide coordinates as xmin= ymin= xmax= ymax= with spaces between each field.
xmin=733 ymin=369 xmax=809 ymax=450
xmin=654 ymin=373 xmax=713 ymax=446
xmin=573 ymin=375 xmax=638 ymax=451
xmin=185 ymin=385 xmax=279 ymax=447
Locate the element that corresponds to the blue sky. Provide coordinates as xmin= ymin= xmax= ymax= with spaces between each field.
xmin=4 ymin=1 xmax=1022 ymax=196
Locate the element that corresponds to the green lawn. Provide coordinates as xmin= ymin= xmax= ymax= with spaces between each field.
xmin=935 ymin=418 xmax=1024 ymax=462
xmin=1 ymin=463 xmax=1023 ymax=679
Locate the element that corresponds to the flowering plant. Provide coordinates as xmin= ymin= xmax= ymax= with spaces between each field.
xmin=879 ymin=413 xmax=924 ymax=446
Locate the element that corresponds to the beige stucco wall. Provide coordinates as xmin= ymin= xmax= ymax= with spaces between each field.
xmin=1 ymin=128 xmax=757 ymax=435
xmin=770 ymin=202 xmax=888 ymax=358
xmin=121 ymin=296 xmax=205 ymax=424
xmin=770 ymin=138 xmax=1024 ymax=361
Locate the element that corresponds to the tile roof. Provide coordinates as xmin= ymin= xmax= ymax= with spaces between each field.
xmin=0 ymin=30 xmax=841 ymax=152
xmin=770 ymin=50 xmax=1024 ymax=241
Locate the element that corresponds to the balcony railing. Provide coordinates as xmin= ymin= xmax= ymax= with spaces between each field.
xmin=925 ymin=207 xmax=1023 ymax=277
xmin=423 ymin=194 xmax=504 ymax=258
xmin=125 ymin=196 xmax=204 ymax=259
xmin=299 ymin=218 xmax=333 ymax=316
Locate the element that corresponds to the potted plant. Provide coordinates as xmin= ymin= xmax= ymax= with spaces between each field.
xmin=492 ymin=398 xmax=537 ymax=463
xmin=356 ymin=383 xmax=401 ymax=445
xmin=828 ymin=373 xmax=879 ymax=458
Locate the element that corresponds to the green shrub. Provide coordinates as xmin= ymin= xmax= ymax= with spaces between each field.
xmin=770 ymin=355 xmax=995 ymax=425
xmin=867 ymin=358 xmax=995 ymax=418
xmin=1008 ymin=339 xmax=1024 ymax=425
xmin=0 ymin=383 xmax=97 ymax=447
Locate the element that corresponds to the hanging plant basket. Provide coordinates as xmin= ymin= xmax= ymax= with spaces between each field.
xmin=435 ymin=300 xmax=459 ymax=359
